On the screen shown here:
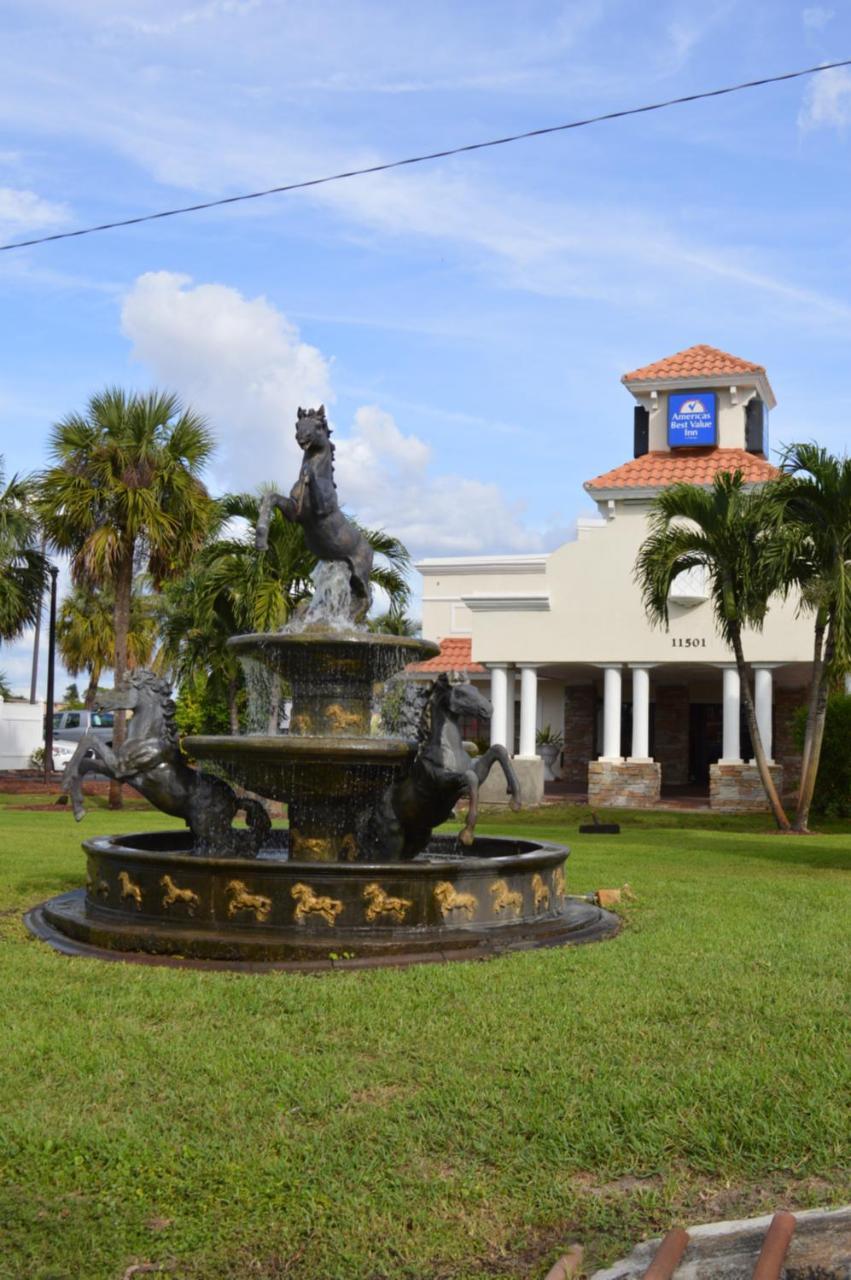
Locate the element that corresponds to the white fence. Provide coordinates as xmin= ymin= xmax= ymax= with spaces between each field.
xmin=0 ymin=699 xmax=44 ymax=770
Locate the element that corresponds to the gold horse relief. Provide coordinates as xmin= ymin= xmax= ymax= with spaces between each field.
xmin=433 ymin=881 xmax=478 ymax=920
xmin=291 ymin=882 xmax=344 ymax=926
xmin=489 ymin=879 xmax=523 ymax=915
xmin=324 ymin=703 xmax=364 ymax=734
xmin=362 ymin=883 xmax=413 ymax=924
xmin=118 ymin=870 xmax=143 ymax=910
xmin=553 ymin=865 xmax=566 ymax=900
xmin=531 ymin=873 xmax=550 ymax=912
xmin=226 ymin=880 xmax=272 ymax=923
xmin=160 ymin=874 xmax=200 ymax=916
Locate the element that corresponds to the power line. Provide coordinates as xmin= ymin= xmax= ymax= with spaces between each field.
xmin=2 ymin=57 xmax=849 ymax=254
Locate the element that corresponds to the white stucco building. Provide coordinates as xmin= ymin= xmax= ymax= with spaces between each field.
xmin=411 ymin=345 xmax=811 ymax=810
xmin=0 ymin=698 xmax=44 ymax=770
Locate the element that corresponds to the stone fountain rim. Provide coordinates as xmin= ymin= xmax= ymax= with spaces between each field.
xmin=82 ymin=831 xmax=570 ymax=874
xmin=183 ymin=733 xmax=416 ymax=762
xmin=227 ymin=630 xmax=440 ymax=657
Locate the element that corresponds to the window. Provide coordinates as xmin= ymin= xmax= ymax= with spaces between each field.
xmin=91 ymin=712 xmax=114 ymax=728
xmin=52 ymin=714 xmax=63 ymax=729
xmin=64 ymin=712 xmax=81 ymax=729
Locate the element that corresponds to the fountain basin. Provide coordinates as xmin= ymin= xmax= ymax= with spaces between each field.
xmin=27 ymin=832 xmax=620 ymax=969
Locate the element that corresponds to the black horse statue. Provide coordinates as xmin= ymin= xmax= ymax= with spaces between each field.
xmin=255 ymin=406 xmax=374 ymax=622
xmin=61 ymin=670 xmax=271 ymax=856
xmin=372 ymin=673 xmax=522 ymax=859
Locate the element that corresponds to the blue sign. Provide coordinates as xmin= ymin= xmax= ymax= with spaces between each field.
xmin=668 ymin=392 xmax=716 ymax=447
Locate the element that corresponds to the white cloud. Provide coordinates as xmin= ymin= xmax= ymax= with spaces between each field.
xmin=336 ymin=406 xmax=542 ymax=553
xmin=799 ymin=65 xmax=851 ymax=131
xmin=121 ymin=271 xmax=332 ymax=489
xmin=0 ymin=187 xmax=69 ymax=237
xmin=802 ymin=6 xmax=833 ymax=29
xmin=120 ymin=272 xmax=545 ymax=555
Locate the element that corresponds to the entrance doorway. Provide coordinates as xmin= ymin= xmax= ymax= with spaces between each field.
xmin=689 ymin=704 xmax=722 ymax=786
xmin=689 ymin=702 xmax=755 ymax=785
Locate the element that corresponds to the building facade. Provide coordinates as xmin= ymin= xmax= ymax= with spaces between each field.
xmin=413 ymin=345 xmax=812 ymax=810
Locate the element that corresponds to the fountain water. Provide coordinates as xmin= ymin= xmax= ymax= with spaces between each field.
xmin=27 ymin=408 xmax=619 ymax=970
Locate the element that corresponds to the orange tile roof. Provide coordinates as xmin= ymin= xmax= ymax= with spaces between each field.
xmin=407 ymin=636 xmax=485 ymax=674
xmin=622 ymin=344 xmax=765 ymax=383
xmin=585 ymin=448 xmax=780 ymax=491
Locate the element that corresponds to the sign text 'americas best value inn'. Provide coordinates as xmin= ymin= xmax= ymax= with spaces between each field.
xmin=667 ymin=391 xmax=717 ymax=447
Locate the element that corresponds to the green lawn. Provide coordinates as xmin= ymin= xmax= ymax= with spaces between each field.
xmin=0 ymin=796 xmax=849 ymax=1280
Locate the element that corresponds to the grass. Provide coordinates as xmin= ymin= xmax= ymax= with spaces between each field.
xmin=0 ymin=795 xmax=849 ymax=1279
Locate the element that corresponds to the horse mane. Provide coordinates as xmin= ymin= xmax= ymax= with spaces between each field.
xmin=128 ymin=668 xmax=179 ymax=748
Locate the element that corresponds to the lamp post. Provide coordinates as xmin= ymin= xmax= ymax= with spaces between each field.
xmin=29 ymin=535 xmax=47 ymax=705
xmin=43 ymin=564 xmax=59 ymax=783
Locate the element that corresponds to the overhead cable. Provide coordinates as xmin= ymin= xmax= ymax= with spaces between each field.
xmin=2 ymin=57 xmax=849 ymax=253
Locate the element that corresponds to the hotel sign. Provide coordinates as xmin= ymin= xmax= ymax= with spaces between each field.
xmin=668 ymin=392 xmax=716 ymax=447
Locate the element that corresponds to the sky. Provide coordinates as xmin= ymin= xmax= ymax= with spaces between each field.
xmin=1 ymin=0 xmax=851 ymax=695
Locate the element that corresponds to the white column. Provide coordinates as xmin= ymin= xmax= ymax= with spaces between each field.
xmin=518 ymin=665 xmax=539 ymax=758
xmin=629 ymin=665 xmax=653 ymax=761
xmin=600 ymin=665 xmax=623 ymax=761
xmin=753 ymin=666 xmax=774 ymax=763
xmin=845 ymin=673 xmax=851 ymax=696
xmin=505 ymin=667 xmax=516 ymax=756
xmin=721 ymin=665 xmax=741 ymax=763
xmin=488 ymin=664 xmax=508 ymax=749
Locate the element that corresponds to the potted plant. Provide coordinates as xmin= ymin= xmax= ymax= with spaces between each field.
xmin=535 ymin=724 xmax=564 ymax=781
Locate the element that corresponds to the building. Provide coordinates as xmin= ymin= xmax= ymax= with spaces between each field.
xmin=411 ymin=345 xmax=811 ymax=811
xmin=0 ymin=697 xmax=44 ymax=770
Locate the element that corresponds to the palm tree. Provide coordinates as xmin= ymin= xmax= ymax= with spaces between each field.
xmin=771 ymin=444 xmax=851 ymax=832
xmin=155 ymin=567 xmax=246 ymax=732
xmin=0 ymin=458 xmax=48 ymax=643
xmin=368 ymin=610 xmax=421 ymax=636
xmin=38 ymin=389 xmax=215 ymax=805
xmin=635 ymin=471 xmax=791 ymax=831
xmin=57 ymin=582 xmax=157 ymax=708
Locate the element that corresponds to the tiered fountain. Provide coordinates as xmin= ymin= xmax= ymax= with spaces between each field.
xmin=27 ymin=408 xmax=618 ymax=971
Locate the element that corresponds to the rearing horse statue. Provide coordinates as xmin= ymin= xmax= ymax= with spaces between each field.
xmin=373 ymin=673 xmax=522 ymax=859
xmin=61 ymin=670 xmax=271 ymax=856
xmin=255 ymin=406 xmax=374 ymax=622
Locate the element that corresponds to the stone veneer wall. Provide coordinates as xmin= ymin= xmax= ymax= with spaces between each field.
xmin=654 ymin=685 xmax=689 ymax=784
xmin=709 ymin=763 xmax=783 ymax=811
xmin=588 ymin=760 xmax=661 ymax=808
xmin=562 ymin=685 xmax=595 ymax=786
xmin=774 ymin=687 xmax=805 ymax=799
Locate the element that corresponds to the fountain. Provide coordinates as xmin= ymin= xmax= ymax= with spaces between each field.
xmin=27 ymin=408 xmax=619 ymax=970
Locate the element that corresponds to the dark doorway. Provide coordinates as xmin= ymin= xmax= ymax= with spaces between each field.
xmin=689 ymin=703 xmax=722 ymax=785
xmin=689 ymin=702 xmax=754 ymax=784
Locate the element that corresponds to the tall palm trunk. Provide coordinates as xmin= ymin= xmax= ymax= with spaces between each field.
xmin=730 ymin=628 xmax=790 ymax=831
xmin=797 ymin=612 xmax=826 ymax=814
xmin=227 ymin=676 xmax=240 ymax=734
xmin=795 ymin=623 xmax=834 ymax=833
xmin=108 ymin=545 xmax=134 ymax=809
xmin=83 ymin=664 xmax=101 ymax=710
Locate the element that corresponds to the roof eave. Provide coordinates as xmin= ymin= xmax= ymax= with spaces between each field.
xmin=584 ymin=478 xmax=774 ymax=501
xmin=622 ymin=370 xmax=776 ymax=410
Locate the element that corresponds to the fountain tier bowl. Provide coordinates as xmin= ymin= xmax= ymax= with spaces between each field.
xmin=229 ymin=630 xmax=439 ymax=738
xmin=27 ymin=833 xmax=620 ymax=971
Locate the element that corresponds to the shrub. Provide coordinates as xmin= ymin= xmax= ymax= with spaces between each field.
xmin=174 ymin=674 xmax=233 ymax=738
xmin=794 ymin=693 xmax=851 ymax=817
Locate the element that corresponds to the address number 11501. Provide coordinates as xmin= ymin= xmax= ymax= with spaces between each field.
xmin=672 ymin=637 xmax=707 ymax=648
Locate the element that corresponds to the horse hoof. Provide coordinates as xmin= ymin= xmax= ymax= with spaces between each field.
xmin=459 ymin=828 xmax=475 ymax=847
xmin=510 ymin=798 xmax=522 ymax=812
